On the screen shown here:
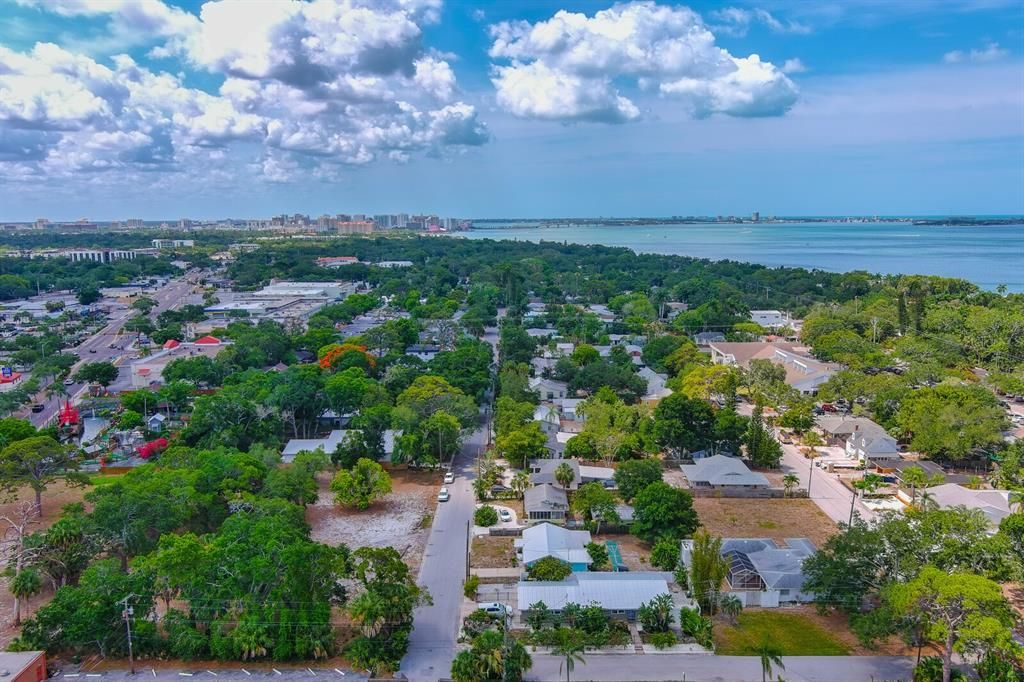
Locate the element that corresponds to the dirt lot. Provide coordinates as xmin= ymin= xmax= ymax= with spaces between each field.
xmin=470 ymin=536 xmax=518 ymax=569
xmin=593 ymin=532 xmax=651 ymax=571
xmin=693 ymin=498 xmax=839 ymax=547
xmin=0 ymin=480 xmax=92 ymax=646
xmin=306 ymin=467 xmax=440 ymax=575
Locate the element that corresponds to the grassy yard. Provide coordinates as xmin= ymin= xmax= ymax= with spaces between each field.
xmin=693 ymin=498 xmax=839 ymax=548
xmin=89 ymin=473 xmax=127 ymax=486
xmin=714 ymin=610 xmax=851 ymax=656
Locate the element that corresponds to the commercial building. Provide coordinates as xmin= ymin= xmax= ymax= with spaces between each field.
xmin=0 ymin=651 xmax=47 ymax=682
xmin=130 ymin=338 xmax=226 ymax=388
xmin=205 ymin=280 xmax=357 ymax=328
xmin=53 ymin=248 xmax=138 ymax=263
xmin=152 ymin=239 xmax=195 ymax=248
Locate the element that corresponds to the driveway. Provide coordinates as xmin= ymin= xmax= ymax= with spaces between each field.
xmin=399 ymin=425 xmax=484 ymax=681
xmin=779 ymin=440 xmax=875 ymax=526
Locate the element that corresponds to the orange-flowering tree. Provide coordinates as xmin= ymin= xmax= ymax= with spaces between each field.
xmin=318 ymin=343 xmax=376 ymax=373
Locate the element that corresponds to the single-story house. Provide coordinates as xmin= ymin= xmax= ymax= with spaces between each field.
xmin=406 ymin=344 xmax=441 ymax=362
xmin=529 ymin=459 xmax=615 ymax=490
xmin=682 ymin=537 xmax=816 ymax=608
xmin=282 ymin=429 xmax=350 ymax=463
xmin=708 ymin=341 xmax=839 ymax=395
xmin=518 ymin=572 xmax=671 ymax=622
xmin=515 ymin=522 xmax=592 ymax=570
xmin=555 ymin=398 xmax=585 ymax=421
xmin=524 ymin=484 xmax=570 ymax=523
xmin=680 ymin=454 xmax=769 ymax=489
xmin=526 ymin=328 xmax=558 ymax=339
xmin=529 ymin=377 xmax=569 ymax=401
xmin=638 ymin=366 xmax=672 ymax=400
xmin=818 ymin=416 xmax=900 ymax=461
xmin=146 ymin=413 xmax=166 ymax=432
xmin=926 ymin=484 xmax=1016 ymax=528
xmin=693 ymin=331 xmax=726 ymax=346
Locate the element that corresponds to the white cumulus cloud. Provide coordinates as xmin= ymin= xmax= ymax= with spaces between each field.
xmin=488 ymin=1 xmax=798 ymax=124
xmin=0 ymin=0 xmax=487 ymax=186
xmin=943 ymin=41 xmax=1009 ymax=64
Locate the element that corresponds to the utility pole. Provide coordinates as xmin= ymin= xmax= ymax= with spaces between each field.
xmin=120 ymin=594 xmax=135 ymax=674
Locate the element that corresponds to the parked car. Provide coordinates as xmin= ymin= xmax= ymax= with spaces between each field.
xmin=477 ymin=602 xmax=512 ymax=618
xmin=498 ymin=509 xmax=512 ymax=523
xmin=31 ymin=404 xmax=45 ymax=413
xmin=437 ymin=487 xmax=450 ymax=502
xmin=443 ymin=471 xmax=455 ymax=484
xmin=63 ymin=378 xmax=74 ymax=386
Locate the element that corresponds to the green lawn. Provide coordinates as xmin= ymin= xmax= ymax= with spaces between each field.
xmin=714 ymin=611 xmax=850 ymax=656
xmin=88 ymin=473 xmax=126 ymax=486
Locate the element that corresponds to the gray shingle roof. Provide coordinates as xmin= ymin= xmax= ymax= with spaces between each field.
xmin=524 ymin=484 xmax=568 ymax=511
xmin=681 ymin=455 xmax=769 ymax=487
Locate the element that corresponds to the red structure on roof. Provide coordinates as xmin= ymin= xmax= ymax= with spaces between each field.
xmin=194 ymin=335 xmax=221 ymax=345
xmin=58 ymin=401 xmax=79 ymax=426
xmin=163 ymin=339 xmax=180 ymax=349
xmin=0 ymin=371 xmax=22 ymax=384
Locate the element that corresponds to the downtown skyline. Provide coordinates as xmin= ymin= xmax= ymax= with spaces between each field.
xmin=0 ymin=0 xmax=1022 ymax=220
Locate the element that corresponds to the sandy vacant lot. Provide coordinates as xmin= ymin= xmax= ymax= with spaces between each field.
xmin=306 ymin=468 xmax=440 ymax=575
xmin=470 ymin=536 xmax=517 ymax=569
xmin=0 ymin=480 xmax=93 ymax=646
xmin=693 ymin=498 xmax=839 ymax=548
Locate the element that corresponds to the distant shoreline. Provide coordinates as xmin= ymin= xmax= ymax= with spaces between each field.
xmin=468 ymin=218 xmax=1024 ymax=230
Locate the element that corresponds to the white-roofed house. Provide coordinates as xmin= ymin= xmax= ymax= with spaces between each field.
xmin=680 ymin=454 xmax=770 ymax=490
xmin=518 ymin=572 xmax=672 ymax=622
xmin=281 ymin=429 xmax=350 ymax=463
xmin=514 ymin=522 xmax=592 ymax=571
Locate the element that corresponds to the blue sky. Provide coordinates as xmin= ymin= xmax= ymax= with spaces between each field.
xmin=0 ymin=0 xmax=1021 ymax=220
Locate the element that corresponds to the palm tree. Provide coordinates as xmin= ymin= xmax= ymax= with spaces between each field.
xmin=554 ymin=461 xmax=576 ymax=489
xmin=849 ymin=472 xmax=883 ymax=524
xmin=782 ymin=473 xmax=799 ymax=497
xmin=757 ymin=638 xmax=785 ymax=682
xmin=553 ymin=628 xmax=587 ymax=682
xmin=511 ymin=471 xmax=530 ymax=499
xmin=900 ymin=466 xmax=929 ymax=507
xmin=719 ymin=594 xmax=743 ymax=624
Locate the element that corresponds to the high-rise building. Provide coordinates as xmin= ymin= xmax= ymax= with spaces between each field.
xmin=178 ymin=218 xmax=193 ymax=230
xmin=336 ymin=221 xmax=374 ymax=235
xmin=395 ymin=213 xmax=409 ymax=228
xmin=752 ymin=211 xmax=760 ymax=223
xmin=125 ymin=218 xmax=145 ymax=228
xmin=316 ymin=214 xmax=336 ymax=232
xmin=34 ymin=218 xmax=50 ymax=230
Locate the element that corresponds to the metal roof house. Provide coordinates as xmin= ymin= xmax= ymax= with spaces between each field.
xmin=518 ymin=572 xmax=671 ymax=621
xmin=680 ymin=455 xmax=770 ymax=489
xmin=682 ymin=537 xmax=816 ymax=607
xmin=926 ymin=484 xmax=1016 ymax=529
xmin=514 ymin=522 xmax=592 ymax=570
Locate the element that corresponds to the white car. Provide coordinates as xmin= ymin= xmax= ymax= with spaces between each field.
xmin=498 ymin=509 xmax=512 ymax=523
xmin=63 ymin=378 xmax=74 ymax=386
xmin=443 ymin=471 xmax=455 ymax=484
xmin=437 ymin=487 xmax=450 ymax=502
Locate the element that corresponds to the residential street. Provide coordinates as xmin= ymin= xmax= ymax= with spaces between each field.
xmin=399 ymin=425 xmax=483 ymax=681
xmin=779 ymin=439 xmax=876 ymax=526
xmin=525 ymin=654 xmax=914 ymax=681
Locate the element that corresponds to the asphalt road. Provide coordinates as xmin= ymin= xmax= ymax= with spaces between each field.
xmin=21 ymin=273 xmax=200 ymax=428
xmin=399 ymin=425 xmax=484 ymax=682
xmin=525 ymin=654 xmax=914 ymax=681
xmin=779 ymin=437 xmax=876 ymax=526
